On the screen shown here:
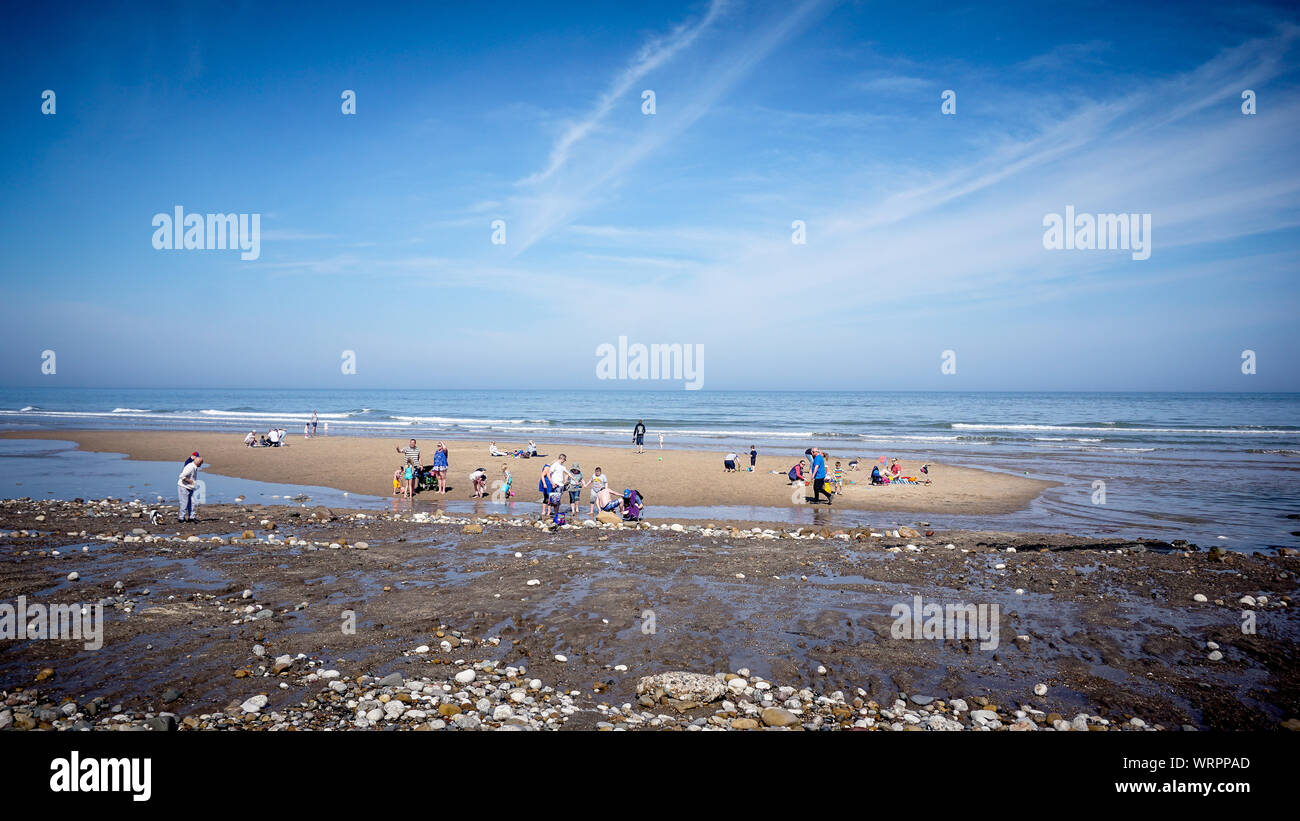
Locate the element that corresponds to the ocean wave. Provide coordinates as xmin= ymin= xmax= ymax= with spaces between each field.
xmin=953 ymin=423 xmax=1296 ymax=435
xmin=111 ymin=408 xmax=150 ymax=413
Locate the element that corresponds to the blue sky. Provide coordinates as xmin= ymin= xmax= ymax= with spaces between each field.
xmin=2 ymin=0 xmax=1298 ymax=391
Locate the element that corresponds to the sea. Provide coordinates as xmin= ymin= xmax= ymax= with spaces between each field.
xmin=1 ymin=388 xmax=1297 ymax=551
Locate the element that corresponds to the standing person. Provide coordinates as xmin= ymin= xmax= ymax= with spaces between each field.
xmin=395 ymin=438 xmax=420 ymax=467
xmin=183 ymin=451 xmax=200 ymax=467
xmin=310 ymin=410 xmax=318 ymax=437
xmin=566 ymin=464 xmax=583 ymax=515
xmin=304 ymin=422 xmax=310 ymax=439
xmin=749 ymin=444 xmax=757 ymax=472
xmin=809 ymin=447 xmax=832 ymax=504
xmin=432 ymin=442 xmax=449 ymax=494
xmin=658 ymin=432 xmax=664 ymax=450
xmin=633 ymin=420 xmax=646 ymax=454
xmin=177 ymin=456 xmax=203 ymax=522
xmin=403 ymin=458 xmax=416 ymax=499
xmin=585 ymin=467 xmax=608 ymax=516
xmin=538 ymin=461 xmax=556 ymax=516
xmin=499 ymin=465 xmax=513 ymax=499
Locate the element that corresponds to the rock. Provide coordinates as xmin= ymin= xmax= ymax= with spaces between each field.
xmin=240 ymin=694 xmax=268 ymax=713
xmin=1033 ymin=683 xmax=1048 ymax=696
xmin=636 ymin=672 xmax=726 ymax=704
xmin=1208 ymin=650 xmax=1224 ymax=661
xmin=145 ymin=715 xmax=177 ymax=732
xmin=35 ymin=668 xmax=54 ymax=682
xmin=66 ymin=572 xmax=79 ymax=582
xmin=241 ymin=530 xmax=256 ymax=540
xmin=273 ymin=656 xmax=294 ymax=675
xmin=161 ymin=687 xmax=182 ymax=703
xmin=596 ymin=511 xmax=621 ymax=525
xmin=910 ymin=695 xmax=934 ymax=706
xmin=461 ymin=524 xmax=483 ymax=534
xmin=898 ymin=526 xmax=921 ymax=539
xmin=731 ymin=718 xmax=760 ymax=730
xmin=378 ymin=672 xmax=404 ymax=687
xmin=760 ymin=707 xmax=799 ymax=728
xmin=1193 ymin=593 xmax=1208 ymax=603
xmin=454 ymin=670 xmax=476 ymax=685
xmin=437 ymin=703 xmax=462 ymax=717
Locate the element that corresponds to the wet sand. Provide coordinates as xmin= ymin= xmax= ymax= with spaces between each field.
xmin=1 ymin=498 xmax=1296 ymax=731
xmin=0 ymin=430 xmax=1055 ymax=516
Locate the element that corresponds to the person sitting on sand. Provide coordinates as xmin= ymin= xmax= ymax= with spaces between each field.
xmin=871 ymin=464 xmax=884 ymax=485
xmin=527 ymin=440 xmax=538 ymax=457
xmin=890 ymin=457 xmax=901 ymax=476
xmin=788 ymin=460 xmax=806 ymax=484
xmin=489 ymin=441 xmax=507 ymax=457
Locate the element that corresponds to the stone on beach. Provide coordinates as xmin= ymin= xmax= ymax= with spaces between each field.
xmin=636 ymin=672 xmax=726 ymax=704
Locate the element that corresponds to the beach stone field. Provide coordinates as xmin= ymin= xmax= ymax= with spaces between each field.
xmin=0 ymin=498 xmax=1297 ymax=731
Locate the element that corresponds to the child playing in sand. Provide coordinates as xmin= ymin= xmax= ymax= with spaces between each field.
xmin=392 ymin=466 xmax=403 ymax=496
xmin=833 ymin=461 xmax=845 ymax=492
xmin=469 ymin=467 xmax=488 ymax=498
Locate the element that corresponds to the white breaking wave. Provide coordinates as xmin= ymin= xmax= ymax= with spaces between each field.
xmin=953 ymin=423 xmax=1295 ymax=435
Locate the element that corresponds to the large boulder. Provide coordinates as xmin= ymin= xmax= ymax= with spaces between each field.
xmin=596 ymin=511 xmax=621 ymax=525
xmin=636 ymin=672 xmax=726 ymax=705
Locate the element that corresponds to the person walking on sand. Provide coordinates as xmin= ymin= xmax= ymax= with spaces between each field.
xmin=633 ymin=420 xmax=646 ymax=454
xmin=177 ymin=456 xmax=203 ymax=522
xmin=310 ymin=410 xmax=318 ymax=437
xmin=749 ymin=444 xmax=757 ymax=472
xmin=809 ymin=447 xmax=832 ymax=505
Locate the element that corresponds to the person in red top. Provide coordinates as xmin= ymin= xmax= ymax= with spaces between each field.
xmin=890 ymin=457 xmax=901 ymax=476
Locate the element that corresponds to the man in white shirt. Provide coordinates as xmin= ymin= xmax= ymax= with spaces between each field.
xmin=178 ymin=456 xmax=203 ymax=522
xmin=548 ymin=454 xmax=569 ymax=491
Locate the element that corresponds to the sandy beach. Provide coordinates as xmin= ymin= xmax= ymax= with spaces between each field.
xmin=0 ymin=430 xmax=1055 ymax=516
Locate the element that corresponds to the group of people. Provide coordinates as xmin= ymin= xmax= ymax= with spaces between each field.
xmin=723 ymin=445 xmax=757 ymax=472
xmin=244 ymin=428 xmax=288 ymax=447
xmin=785 ymin=452 xmax=932 ymax=499
xmin=488 ymin=440 xmax=543 ymax=459
xmin=391 ymin=438 xmax=451 ymax=498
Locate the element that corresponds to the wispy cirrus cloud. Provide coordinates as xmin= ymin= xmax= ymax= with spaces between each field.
xmin=517 ymin=0 xmax=732 ymax=187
